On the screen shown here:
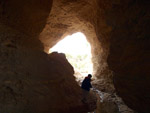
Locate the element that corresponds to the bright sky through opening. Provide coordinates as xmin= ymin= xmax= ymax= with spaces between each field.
xmin=49 ymin=32 xmax=93 ymax=78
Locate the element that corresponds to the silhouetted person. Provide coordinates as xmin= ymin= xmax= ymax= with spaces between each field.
xmin=81 ymin=74 xmax=92 ymax=103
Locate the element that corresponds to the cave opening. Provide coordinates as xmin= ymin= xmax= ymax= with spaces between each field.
xmin=49 ymin=32 xmax=93 ymax=81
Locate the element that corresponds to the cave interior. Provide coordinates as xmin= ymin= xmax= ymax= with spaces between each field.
xmin=0 ymin=0 xmax=150 ymax=113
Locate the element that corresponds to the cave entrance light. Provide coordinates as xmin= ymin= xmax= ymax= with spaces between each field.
xmin=49 ymin=32 xmax=93 ymax=81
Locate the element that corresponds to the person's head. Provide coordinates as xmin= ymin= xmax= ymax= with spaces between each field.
xmin=88 ymin=74 xmax=92 ymax=78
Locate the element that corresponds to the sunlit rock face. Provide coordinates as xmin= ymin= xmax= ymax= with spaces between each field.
xmin=40 ymin=0 xmax=114 ymax=93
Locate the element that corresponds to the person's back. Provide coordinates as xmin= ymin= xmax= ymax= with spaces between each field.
xmin=81 ymin=74 xmax=92 ymax=91
xmin=81 ymin=74 xmax=92 ymax=103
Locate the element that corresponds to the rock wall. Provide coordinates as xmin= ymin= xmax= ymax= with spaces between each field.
xmin=0 ymin=0 xmax=97 ymax=113
xmin=90 ymin=0 xmax=150 ymax=112
xmin=0 ymin=0 xmax=150 ymax=113
xmin=39 ymin=0 xmax=114 ymax=93
xmin=0 ymin=0 xmax=53 ymax=50
xmin=0 ymin=47 xmax=85 ymax=113
xmin=39 ymin=0 xmax=150 ymax=112
xmin=106 ymin=1 xmax=150 ymax=112
xmin=39 ymin=0 xmax=103 ymax=77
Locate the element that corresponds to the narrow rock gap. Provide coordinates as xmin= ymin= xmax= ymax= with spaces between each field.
xmin=49 ymin=32 xmax=94 ymax=82
xmin=48 ymin=32 xmax=135 ymax=113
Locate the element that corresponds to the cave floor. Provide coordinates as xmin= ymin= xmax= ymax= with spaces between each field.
xmin=93 ymin=89 xmax=136 ymax=113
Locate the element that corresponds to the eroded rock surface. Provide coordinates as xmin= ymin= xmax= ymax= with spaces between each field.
xmin=94 ymin=89 xmax=136 ymax=113
xmin=0 ymin=45 xmax=96 ymax=113
xmin=40 ymin=0 xmax=114 ymax=94
xmin=106 ymin=1 xmax=150 ymax=112
xmin=0 ymin=0 xmax=150 ymax=113
xmin=0 ymin=48 xmax=84 ymax=113
xmin=0 ymin=0 xmax=97 ymax=112
xmin=40 ymin=0 xmax=150 ymax=112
